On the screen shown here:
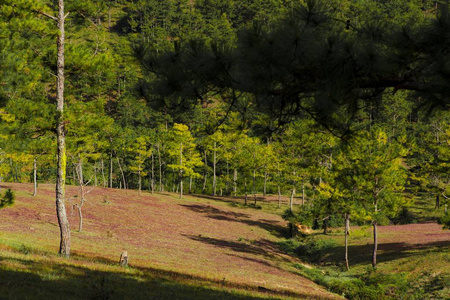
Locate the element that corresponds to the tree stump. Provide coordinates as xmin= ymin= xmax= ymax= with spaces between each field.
xmin=119 ymin=250 xmax=128 ymax=266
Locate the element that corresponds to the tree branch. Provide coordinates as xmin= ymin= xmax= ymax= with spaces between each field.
xmin=33 ymin=10 xmax=57 ymax=21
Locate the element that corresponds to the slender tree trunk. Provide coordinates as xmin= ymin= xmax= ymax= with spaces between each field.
xmin=372 ymin=220 xmax=378 ymax=268
xmin=109 ymin=152 xmax=113 ymax=188
xmin=253 ymin=169 xmax=257 ymax=205
xmin=76 ymin=157 xmax=85 ymax=233
xmin=138 ymin=169 xmax=141 ymax=195
xmin=226 ymin=160 xmax=229 ymax=195
xmin=116 ymin=157 xmax=126 ymax=189
xmin=263 ymin=169 xmax=267 ymax=196
xmin=15 ymin=164 xmax=19 ymax=182
xmin=93 ymin=162 xmax=97 ymax=186
xmin=244 ymin=177 xmax=248 ymax=205
xmin=278 ymin=185 xmax=281 ymax=208
xmin=32 ymin=158 xmax=37 ymax=196
xmin=179 ymin=142 xmax=183 ymax=199
xmin=101 ymin=159 xmax=106 ymax=187
xmin=202 ymin=150 xmax=207 ymax=194
xmin=158 ymin=144 xmax=163 ymax=192
xmin=323 ymin=216 xmax=329 ymax=234
xmin=151 ymin=151 xmax=154 ymax=194
xmin=172 ymin=169 xmax=176 ymax=192
xmin=189 ymin=176 xmax=192 ymax=194
xmin=213 ymin=142 xmax=217 ymax=196
xmin=77 ymin=205 xmax=83 ymax=232
xmin=233 ymin=168 xmax=237 ymax=196
xmin=345 ymin=213 xmax=350 ymax=270
xmin=55 ymin=0 xmax=70 ymax=257
xmin=289 ymin=187 xmax=295 ymax=212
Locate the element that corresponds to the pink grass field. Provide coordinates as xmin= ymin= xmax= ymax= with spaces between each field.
xmin=0 ymin=183 xmax=340 ymax=299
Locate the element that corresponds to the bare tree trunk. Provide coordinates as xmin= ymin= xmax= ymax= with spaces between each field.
xmin=323 ymin=216 xmax=329 ymax=234
xmin=32 ymin=158 xmax=37 ymax=196
xmin=345 ymin=213 xmax=350 ymax=270
xmin=263 ymin=170 xmax=267 ymax=196
xmin=109 ymin=152 xmax=113 ymax=188
xmin=172 ymin=169 xmax=176 ymax=192
xmin=189 ymin=176 xmax=192 ymax=194
xmin=213 ymin=142 xmax=217 ymax=196
xmin=93 ymin=162 xmax=97 ymax=186
xmin=244 ymin=177 xmax=248 ymax=205
xmin=253 ymin=169 xmax=257 ymax=205
xmin=372 ymin=220 xmax=378 ymax=268
xmin=179 ymin=142 xmax=183 ymax=199
xmin=289 ymin=187 xmax=295 ymax=212
xmin=75 ymin=155 xmax=85 ymax=232
xmin=116 ymin=157 xmax=126 ymax=189
xmin=302 ymin=181 xmax=305 ymax=205
xmin=202 ymin=150 xmax=207 ymax=194
xmin=151 ymin=151 xmax=154 ymax=194
xmin=138 ymin=169 xmax=141 ymax=195
xmin=157 ymin=144 xmax=163 ymax=192
xmin=55 ymin=0 xmax=70 ymax=257
xmin=278 ymin=185 xmax=281 ymax=208
xmin=77 ymin=205 xmax=83 ymax=232
xmin=226 ymin=160 xmax=229 ymax=195
xmin=101 ymin=159 xmax=106 ymax=187
xmin=233 ymin=168 xmax=237 ymax=196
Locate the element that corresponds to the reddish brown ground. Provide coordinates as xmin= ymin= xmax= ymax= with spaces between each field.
xmin=0 ymin=183 xmax=339 ymax=299
xmin=324 ymin=220 xmax=450 ymax=267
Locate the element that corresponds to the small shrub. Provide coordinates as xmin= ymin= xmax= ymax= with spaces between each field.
xmin=391 ymin=207 xmax=417 ymax=225
xmin=0 ymin=189 xmax=15 ymax=208
xmin=438 ymin=211 xmax=450 ymax=229
xmin=295 ymin=237 xmax=338 ymax=263
xmin=277 ymin=239 xmax=302 ymax=255
xmin=293 ymin=264 xmax=413 ymax=299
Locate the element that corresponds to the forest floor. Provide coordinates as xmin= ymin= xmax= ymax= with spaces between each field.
xmin=0 ymin=183 xmax=449 ymax=299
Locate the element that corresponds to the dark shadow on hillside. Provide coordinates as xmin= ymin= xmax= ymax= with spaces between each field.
xmin=183 ymin=235 xmax=292 ymax=265
xmin=180 ymin=204 xmax=287 ymax=238
xmin=180 ymin=204 xmax=251 ymax=219
xmin=226 ymin=253 xmax=277 ymax=269
xmin=321 ymin=240 xmax=450 ymax=267
xmin=190 ymin=193 xmax=244 ymax=204
xmin=0 ymin=255 xmax=330 ymax=300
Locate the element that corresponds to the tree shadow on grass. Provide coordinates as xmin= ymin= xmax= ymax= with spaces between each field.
xmin=322 ymin=240 xmax=450 ymax=267
xmin=183 ymin=234 xmax=293 ymax=265
xmin=180 ymin=204 xmax=287 ymax=238
xmin=0 ymin=254 xmax=328 ymax=300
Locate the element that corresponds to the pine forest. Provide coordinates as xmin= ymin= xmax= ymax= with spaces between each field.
xmin=0 ymin=1 xmax=449 ymax=299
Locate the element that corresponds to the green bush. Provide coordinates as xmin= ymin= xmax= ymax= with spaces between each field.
xmin=391 ymin=207 xmax=417 ymax=225
xmin=295 ymin=237 xmax=338 ymax=263
xmin=277 ymin=239 xmax=302 ymax=255
xmin=438 ymin=211 xmax=450 ymax=229
xmin=0 ymin=189 xmax=15 ymax=208
xmin=294 ymin=263 xmax=413 ymax=300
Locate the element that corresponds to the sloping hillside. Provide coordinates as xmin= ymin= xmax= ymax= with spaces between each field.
xmin=0 ymin=183 xmax=339 ymax=299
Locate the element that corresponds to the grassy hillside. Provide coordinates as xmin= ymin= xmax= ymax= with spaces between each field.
xmin=0 ymin=183 xmax=339 ymax=299
xmin=1 ymin=183 xmax=449 ymax=299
